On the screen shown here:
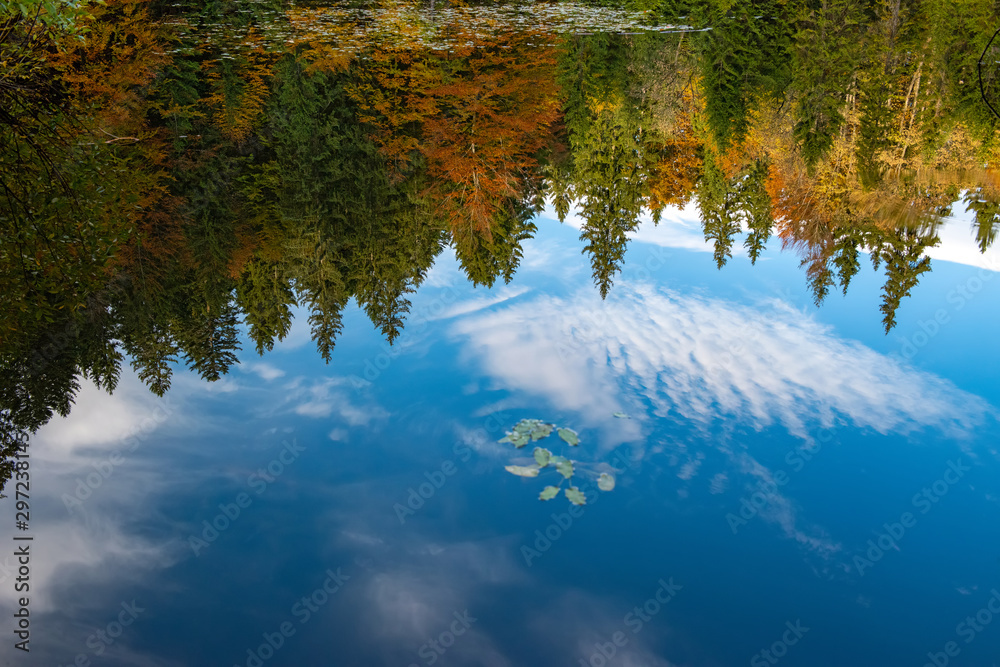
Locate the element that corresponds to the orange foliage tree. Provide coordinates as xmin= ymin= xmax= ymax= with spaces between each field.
xmin=349 ymin=29 xmax=561 ymax=236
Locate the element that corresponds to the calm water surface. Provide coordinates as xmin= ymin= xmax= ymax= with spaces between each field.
xmin=5 ymin=208 xmax=1000 ymax=667
xmin=2 ymin=1 xmax=1000 ymax=666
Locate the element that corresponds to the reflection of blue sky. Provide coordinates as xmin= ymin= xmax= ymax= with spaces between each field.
xmin=555 ymin=199 xmax=1000 ymax=272
xmin=4 ymin=210 xmax=1000 ymax=667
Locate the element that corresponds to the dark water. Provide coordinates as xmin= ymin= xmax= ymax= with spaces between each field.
xmin=1 ymin=1 xmax=1000 ymax=665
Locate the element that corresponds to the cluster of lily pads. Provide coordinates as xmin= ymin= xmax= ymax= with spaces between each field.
xmin=500 ymin=419 xmax=614 ymax=506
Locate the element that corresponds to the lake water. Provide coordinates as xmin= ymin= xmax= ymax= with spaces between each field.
xmin=2 ymin=1 xmax=1000 ymax=666
xmin=6 ymin=204 xmax=1000 ymax=666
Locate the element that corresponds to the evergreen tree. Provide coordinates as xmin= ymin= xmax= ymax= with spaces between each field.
xmin=790 ymin=0 xmax=865 ymax=170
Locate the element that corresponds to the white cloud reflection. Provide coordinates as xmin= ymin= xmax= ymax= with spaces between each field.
xmin=241 ymin=361 xmax=286 ymax=381
xmin=288 ymin=377 xmax=388 ymax=424
xmin=450 ymin=284 xmax=994 ymax=555
xmin=451 ymin=284 xmax=992 ymax=439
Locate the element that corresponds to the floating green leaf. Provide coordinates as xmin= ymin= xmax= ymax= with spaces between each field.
xmin=612 ymin=412 xmax=630 ymax=419
xmin=511 ymin=432 xmax=530 ymax=448
xmin=505 ymin=464 xmax=540 ymax=478
xmin=565 ymin=486 xmax=586 ymax=505
xmin=557 ymin=427 xmax=579 ymax=446
xmin=534 ymin=447 xmax=551 ymax=467
xmin=539 ymin=486 xmax=560 ymax=500
xmin=498 ymin=433 xmax=513 ymax=444
xmin=530 ymin=423 xmax=554 ymax=440
xmin=598 ymin=473 xmax=616 ymax=491
xmin=513 ymin=419 xmax=537 ymax=433
xmin=552 ymin=456 xmax=573 ymax=479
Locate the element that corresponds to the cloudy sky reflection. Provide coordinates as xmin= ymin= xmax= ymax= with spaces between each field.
xmin=5 ymin=209 xmax=1000 ymax=667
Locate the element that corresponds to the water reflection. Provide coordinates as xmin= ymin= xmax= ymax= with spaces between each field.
xmin=2 ymin=0 xmax=1000 ymax=488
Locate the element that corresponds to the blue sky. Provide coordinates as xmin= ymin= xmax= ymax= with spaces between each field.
xmin=4 ymin=205 xmax=1000 ymax=667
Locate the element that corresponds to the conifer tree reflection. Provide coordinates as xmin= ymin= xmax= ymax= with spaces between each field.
xmin=4 ymin=0 xmax=1000 ymax=492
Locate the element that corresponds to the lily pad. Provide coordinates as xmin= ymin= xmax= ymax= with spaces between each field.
xmin=539 ymin=486 xmax=560 ymax=500
xmin=505 ymin=464 xmax=540 ymax=478
xmin=613 ymin=412 xmax=630 ymax=419
xmin=511 ymin=433 xmax=530 ymax=448
xmin=557 ymin=427 xmax=580 ymax=446
xmin=534 ymin=447 xmax=551 ymax=467
xmin=597 ymin=473 xmax=616 ymax=491
xmin=530 ymin=423 xmax=554 ymax=440
xmin=552 ymin=456 xmax=574 ymax=479
xmin=565 ymin=486 xmax=586 ymax=505
xmin=513 ymin=419 xmax=538 ymax=433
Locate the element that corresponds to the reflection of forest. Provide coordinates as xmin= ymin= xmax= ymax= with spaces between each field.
xmin=3 ymin=0 xmax=1000 ymax=483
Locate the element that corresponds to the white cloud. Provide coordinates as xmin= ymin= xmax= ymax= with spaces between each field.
xmin=241 ymin=362 xmax=286 ymax=381
xmin=32 ymin=373 xmax=174 ymax=459
xmin=288 ymin=377 xmax=388 ymax=425
xmin=422 ymin=246 xmax=464 ymax=288
xmin=451 ymin=285 xmax=992 ymax=439
xmin=449 ymin=284 xmax=994 ymax=554
xmin=544 ymin=200 xmax=721 ymax=256
xmin=429 ymin=286 xmax=532 ymax=321
xmin=526 ymin=589 xmax=688 ymax=667
xmin=0 ymin=515 xmax=178 ymax=614
xmin=925 ymin=204 xmax=1000 ymax=272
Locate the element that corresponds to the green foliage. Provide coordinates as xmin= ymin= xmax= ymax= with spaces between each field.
xmin=790 ymin=0 xmax=865 ymax=171
xmin=505 ymin=464 xmax=541 ymax=477
xmin=499 ymin=418 xmax=615 ymax=506
xmin=557 ymin=427 xmax=579 ymax=445
xmin=452 ymin=202 xmax=537 ymax=288
xmin=0 ymin=0 xmax=92 ymax=36
xmin=534 ymin=447 xmax=551 ymax=466
xmin=539 ymin=485 xmax=560 ymax=500
xmin=235 ymin=258 xmax=296 ymax=355
xmin=698 ymin=153 xmax=774 ymax=268
xmin=695 ymin=0 xmax=793 ymax=148
xmin=565 ymin=486 xmax=586 ymax=505
xmin=965 ymin=191 xmax=1000 ymax=253
xmin=855 ymin=75 xmax=895 ymax=189
xmin=830 ymin=227 xmax=866 ymax=294
xmin=875 ymin=225 xmax=938 ymax=332
xmin=921 ymin=0 xmax=999 ymax=140
xmin=557 ymin=33 xmax=664 ymax=297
